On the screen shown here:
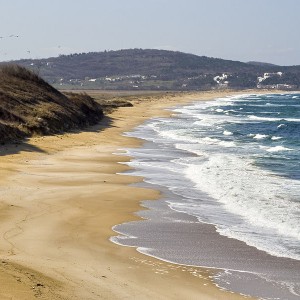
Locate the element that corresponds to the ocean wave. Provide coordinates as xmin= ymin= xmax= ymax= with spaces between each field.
xmin=223 ymin=130 xmax=233 ymax=136
xmin=124 ymin=92 xmax=300 ymax=262
xmin=271 ymin=136 xmax=283 ymax=141
xmin=277 ymin=124 xmax=286 ymax=129
xmin=249 ymin=115 xmax=300 ymax=122
xmin=223 ymin=109 xmax=240 ymax=114
xmin=249 ymin=115 xmax=281 ymax=122
xmin=184 ymin=154 xmax=300 ymax=260
xmin=253 ymin=134 xmax=268 ymax=140
xmin=193 ymin=120 xmax=212 ymax=127
xmin=266 ymin=146 xmax=293 ymax=152
xmin=219 ymin=141 xmax=236 ymax=147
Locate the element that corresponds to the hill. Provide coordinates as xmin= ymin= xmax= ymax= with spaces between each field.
xmin=10 ymin=49 xmax=300 ymax=90
xmin=0 ymin=65 xmax=103 ymax=144
xmin=247 ymin=61 xmax=279 ymax=67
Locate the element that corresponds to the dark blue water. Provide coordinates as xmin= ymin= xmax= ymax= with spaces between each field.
xmin=206 ymin=94 xmax=300 ymax=180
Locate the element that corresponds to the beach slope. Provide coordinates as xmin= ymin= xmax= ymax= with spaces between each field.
xmin=0 ymin=91 xmax=255 ymax=299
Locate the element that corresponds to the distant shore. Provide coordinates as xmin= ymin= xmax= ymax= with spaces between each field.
xmin=0 ymin=90 xmax=269 ymax=299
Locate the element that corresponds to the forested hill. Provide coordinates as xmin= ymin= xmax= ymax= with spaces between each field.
xmin=11 ymin=49 xmax=300 ymax=90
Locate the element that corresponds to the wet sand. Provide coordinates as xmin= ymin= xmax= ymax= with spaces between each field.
xmin=113 ymin=194 xmax=300 ymax=299
xmin=0 ymin=90 xmax=259 ymax=299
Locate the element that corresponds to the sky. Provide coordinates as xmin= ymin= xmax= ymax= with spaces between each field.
xmin=0 ymin=0 xmax=299 ymax=65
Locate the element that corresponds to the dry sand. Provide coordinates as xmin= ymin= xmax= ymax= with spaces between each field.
xmin=0 ymin=91 xmax=258 ymax=299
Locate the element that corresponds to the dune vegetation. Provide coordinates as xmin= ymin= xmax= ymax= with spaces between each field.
xmin=0 ymin=65 xmax=103 ymax=144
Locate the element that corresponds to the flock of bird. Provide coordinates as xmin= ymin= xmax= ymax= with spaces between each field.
xmin=0 ymin=34 xmax=19 ymax=39
xmin=0 ymin=35 xmax=20 ymax=56
xmin=1 ymin=35 xmax=62 ymax=58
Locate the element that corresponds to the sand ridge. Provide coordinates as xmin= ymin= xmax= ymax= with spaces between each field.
xmin=0 ymin=91 xmax=260 ymax=299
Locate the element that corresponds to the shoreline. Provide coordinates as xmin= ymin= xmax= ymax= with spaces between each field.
xmin=0 ymin=90 xmax=274 ymax=299
xmin=110 ymin=90 xmax=300 ymax=300
xmin=113 ymin=181 xmax=300 ymax=299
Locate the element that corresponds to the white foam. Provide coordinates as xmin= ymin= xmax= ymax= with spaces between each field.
xmin=249 ymin=115 xmax=280 ymax=122
xmin=219 ymin=141 xmax=236 ymax=147
xmin=202 ymin=137 xmax=220 ymax=143
xmin=223 ymin=130 xmax=233 ymax=136
xmin=183 ymin=154 xmax=300 ymax=260
xmin=253 ymin=134 xmax=268 ymax=140
xmin=249 ymin=115 xmax=300 ymax=122
xmin=110 ymin=225 xmax=138 ymax=247
xmin=266 ymin=146 xmax=293 ymax=152
xmin=271 ymin=136 xmax=283 ymax=141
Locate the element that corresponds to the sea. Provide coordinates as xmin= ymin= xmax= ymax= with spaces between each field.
xmin=111 ymin=93 xmax=300 ymax=300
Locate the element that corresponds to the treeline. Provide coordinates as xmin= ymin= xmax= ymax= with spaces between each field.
xmin=10 ymin=49 xmax=300 ymax=90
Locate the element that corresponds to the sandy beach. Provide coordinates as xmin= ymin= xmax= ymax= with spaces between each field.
xmin=0 ymin=90 xmax=259 ymax=299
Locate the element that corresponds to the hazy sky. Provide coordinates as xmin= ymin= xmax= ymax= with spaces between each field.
xmin=0 ymin=0 xmax=299 ymax=65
